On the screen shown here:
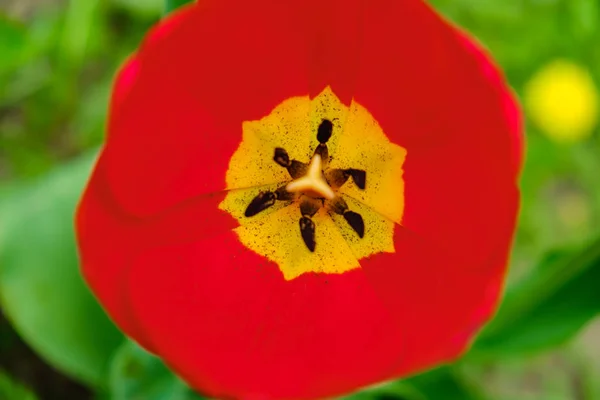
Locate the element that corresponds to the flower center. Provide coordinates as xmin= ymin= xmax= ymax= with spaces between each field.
xmin=286 ymin=154 xmax=334 ymax=200
xmin=243 ymin=119 xmax=367 ymax=252
xmin=218 ymin=87 xmax=407 ymax=280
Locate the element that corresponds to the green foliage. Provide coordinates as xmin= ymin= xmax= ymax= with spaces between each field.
xmin=406 ymin=367 xmax=485 ymax=400
xmin=342 ymin=382 xmax=426 ymax=400
xmin=165 ymin=0 xmax=195 ymax=14
xmin=109 ymin=341 xmax=204 ymax=400
xmin=0 ymin=16 xmax=28 ymax=76
xmin=473 ymin=239 xmax=600 ymax=356
xmin=0 ymin=370 xmax=38 ymax=400
xmin=0 ymin=3 xmax=156 ymax=179
xmin=58 ymin=0 xmax=103 ymax=70
xmin=115 ymin=0 xmax=163 ymax=16
xmin=0 ymin=152 xmax=124 ymax=387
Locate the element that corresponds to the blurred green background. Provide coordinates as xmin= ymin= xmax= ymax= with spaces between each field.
xmin=1 ymin=0 xmax=600 ymax=399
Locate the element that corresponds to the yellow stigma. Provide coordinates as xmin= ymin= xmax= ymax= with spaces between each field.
xmin=285 ymin=154 xmax=335 ymax=200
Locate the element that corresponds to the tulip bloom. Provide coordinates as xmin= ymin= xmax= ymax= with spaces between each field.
xmin=76 ymin=0 xmax=522 ymax=399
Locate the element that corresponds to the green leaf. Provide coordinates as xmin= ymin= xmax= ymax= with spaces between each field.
xmin=568 ymin=0 xmax=598 ymax=38
xmin=406 ymin=367 xmax=485 ymax=400
xmin=0 ymin=15 xmax=28 ymax=76
xmin=113 ymin=0 xmax=163 ymax=17
xmin=0 ymin=369 xmax=38 ymax=400
xmin=165 ymin=0 xmax=195 ymax=14
xmin=109 ymin=341 xmax=205 ymax=400
xmin=0 ymin=152 xmax=124 ymax=387
xmin=59 ymin=0 xmax=102 ymax=69
xmin=341 ymin=367 xmax=483 ymax=400
xmin=341 ymin=381 xmax=426 ymax=400
xmin=471 ymin=237 xmax=600 ymax=357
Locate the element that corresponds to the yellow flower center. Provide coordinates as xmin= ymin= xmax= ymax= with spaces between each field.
xmin=219 ymin=87 xmax=407 ymax=280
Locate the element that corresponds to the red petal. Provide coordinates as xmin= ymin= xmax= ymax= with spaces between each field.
xmin=110 ymin=55 xmax=139 ymax=115
xmin=336 ymin=1 xmax=522 ymax=273
xmin=102 ymin=1 xmax=316 ymax=217
xmin=360 ymin=225 xmax=510 ymax=375
xmin=76 ymin=156 xmax=236 ymax=351
xmin=108 ymin=4 xmax=194 ymax=138
xmin=127 ymin=231 xmax=410 ymax=399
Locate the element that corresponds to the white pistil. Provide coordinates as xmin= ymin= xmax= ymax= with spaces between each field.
xmin=286 ymin=154 xmax=335 ymax=200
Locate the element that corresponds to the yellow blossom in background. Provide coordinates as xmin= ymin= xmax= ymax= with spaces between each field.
xmin=524 ymin=60 xmax=599 ymax=142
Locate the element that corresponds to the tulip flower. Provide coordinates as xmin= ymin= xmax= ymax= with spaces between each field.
xmin=76 ymin=1 xmax=523 ymax=399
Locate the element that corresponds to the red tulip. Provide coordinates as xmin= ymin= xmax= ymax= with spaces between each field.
xmin=76 ymin=0 xmax=522 ymax=399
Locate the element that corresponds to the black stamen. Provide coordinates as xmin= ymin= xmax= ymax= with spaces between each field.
xmin=275 ymin=186 xmax=295 ymax=201
xmin=245 ymin=191 xmax=276 ymax=217
xmin=343 ymin=211 xmax=364 ymax=238
xmin=317 ymin=119 xmax=333 ymax=144
xmin=345 ymin=169 xmax=366 ymax=190
xmin=299 ymin=216 xmax=316 ymax=252
xmin=324 ymin=168 xmax=350 ymax=189
xmin=300 ymin=197 xmax=320 ymax=217
xmin=314 ymin=143 xmax=329 ymax=164
xmin=329 ymin=196 xmax=348 ymax=215
xmin=274 ymin=148 xmax=291 ymax=168
xmin=287 ymin=160 xmax=308 ymax=179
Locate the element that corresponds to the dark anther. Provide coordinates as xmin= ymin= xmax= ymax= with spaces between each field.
xmin=343 ymin=211 xmax=365 ymax=238
xmin=299 ymin=216 xmax=316 ymax=252
xmin=274 ymin=147 xmax=308 ymax=179
xmin=287 ymin=160 xmax=308 ymax=179
xmin=329 ymin=196 xmax=349 ymax=215
xmin=300 ymin=197 xmax=320 ymax=217
xmin=325 ymin=169 xmax=366 ymax=190
xmin=274 ymin=147 xmax=291 ymax=168
xmin=324 ymin=168 xmax=349 ymax=189
xmin=274 ymin=186 xmax=296 ymax=201
xmin=317 ymin=119 xmax=333 ymax=144
xmin=345 ymin=169 xmax=366 ymax=190
xmin=314 ymin=143 xmax=329 ymax=164
xmin=245 ymin=191 xmax=276 ymax=217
